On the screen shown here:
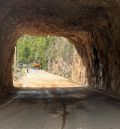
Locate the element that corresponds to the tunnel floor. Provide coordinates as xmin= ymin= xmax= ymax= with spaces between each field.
xmin=0 ymin=70 xmax=120 ymax=129
xmin=0 ymin=88 xmax=120 ymax=129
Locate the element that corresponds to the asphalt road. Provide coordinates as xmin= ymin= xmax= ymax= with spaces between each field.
xmin=0 ymin=70 xmax=120 ymax=129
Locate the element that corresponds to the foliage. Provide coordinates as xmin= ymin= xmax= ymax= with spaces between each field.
xmin=16 ymin=35 xmax=56 ymax=69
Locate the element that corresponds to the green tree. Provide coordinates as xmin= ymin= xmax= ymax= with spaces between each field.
xmin=16 ymin=35 xmax=56 ymax=69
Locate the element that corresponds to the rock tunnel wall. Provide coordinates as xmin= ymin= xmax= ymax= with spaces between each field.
xmin=0 ymin=0 xmax=120 ymax=97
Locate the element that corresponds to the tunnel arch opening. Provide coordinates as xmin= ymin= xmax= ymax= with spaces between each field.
xmin=13 ymin=34 xmax=87 ymax=89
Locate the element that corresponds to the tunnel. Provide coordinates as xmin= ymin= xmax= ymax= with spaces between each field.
xmin=0 ymin=0 xmax=120 ymax=97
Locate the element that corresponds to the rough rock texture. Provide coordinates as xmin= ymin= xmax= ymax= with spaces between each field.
xmin=47 ymin=37 xmax=87 ymax=85
xmin=0 ymin=0 xmax=120 ymax=97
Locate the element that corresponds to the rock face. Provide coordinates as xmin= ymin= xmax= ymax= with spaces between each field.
xmin=47 ymin=37 xmax=87 ymax=85
xmin=0 ymin=0 xmax=120 ymax=97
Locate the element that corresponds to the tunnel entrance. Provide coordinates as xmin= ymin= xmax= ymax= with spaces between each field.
xmin=13 ymin=35 xmax=87 ymax=90
xmin=0 ymin=1 xmax=120 ymax=129
xmin=0 ymin=0 xmax=120 ymax=97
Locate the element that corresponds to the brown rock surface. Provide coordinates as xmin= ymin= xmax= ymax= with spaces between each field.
xmin=47 ymin=37 xmax=87 ymax=85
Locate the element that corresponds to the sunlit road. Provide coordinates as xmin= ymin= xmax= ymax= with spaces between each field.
xmin=0 ymin=70 xmax=120 ymax=129
xmin=14 ymin=69 xmax=80 ymax=88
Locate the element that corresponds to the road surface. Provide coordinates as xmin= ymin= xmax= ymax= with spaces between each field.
xmin=0 ymin=70 xmax=120 ymax=129
xmin=14 ymin=69 xmax=80 ymax=88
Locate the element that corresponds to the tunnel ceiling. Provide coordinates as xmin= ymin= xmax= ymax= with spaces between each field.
xmin=0 ymin=0 xmax=117 ymax=36
xmin=0 ymin=0 xmax=120 ymax=97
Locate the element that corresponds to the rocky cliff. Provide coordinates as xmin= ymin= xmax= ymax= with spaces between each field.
xmin=47 ymin=37 xmax=87 ymax=85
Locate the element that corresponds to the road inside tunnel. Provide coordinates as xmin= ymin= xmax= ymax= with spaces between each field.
xmin=0 ymin=69 xmax=120 ymax=129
